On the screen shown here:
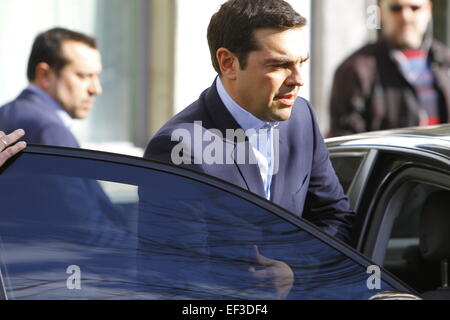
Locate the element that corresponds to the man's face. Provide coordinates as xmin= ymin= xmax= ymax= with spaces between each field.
xmin=48 ymin=40 xmax=103 ymax=119
xmin=380 ymin=0 xmax=432 ymax=49
xmin=231 ymin=27 xmax=308 ymax=122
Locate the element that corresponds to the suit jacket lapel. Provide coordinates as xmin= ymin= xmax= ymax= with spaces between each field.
xmin=269 ymin=124 xmax=288 ymax=203
xmin=230 ymin=141 xmax=265 ymax=197
xmin=203 ymin=80 xmax=266 ymax=198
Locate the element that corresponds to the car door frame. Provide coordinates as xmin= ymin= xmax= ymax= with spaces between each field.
xmin=329 ymin=143 xmax=450 ymax=263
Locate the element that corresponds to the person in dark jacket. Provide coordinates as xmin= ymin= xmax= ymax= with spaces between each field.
xmin=329 ymin=0 xmax=450 ymax=137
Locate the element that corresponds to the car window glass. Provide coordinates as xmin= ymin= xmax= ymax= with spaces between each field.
xmin=0 ymin=151 xmax=396 ymax=299
xmin=330 ymin=155 xmax=365 ymax=194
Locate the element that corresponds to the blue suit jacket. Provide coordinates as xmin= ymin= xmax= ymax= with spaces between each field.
xmin=144 ymin=81 xmax=354 ymax=243
xmin=0 ymin=88 xmax=79 ymax=147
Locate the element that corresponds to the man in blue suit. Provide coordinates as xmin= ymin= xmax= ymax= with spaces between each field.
xmin=139 ymin=0 xmax=356 ymax=299
xmin=0 ymin=27 xmax=102 ymax=147
xmin=144 ymin=0 xmax=354 ymax=244
xmin=0 ymin=28 xmax=135 ymax=276
xmin=145 ymin=0 xmax=353 ymax=241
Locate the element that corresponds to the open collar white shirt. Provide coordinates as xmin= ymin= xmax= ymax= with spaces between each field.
xmin=216 ymin=77 xmax=279 ymax=200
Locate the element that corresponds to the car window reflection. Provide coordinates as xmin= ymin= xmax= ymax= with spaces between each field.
xmin=0 ymin=170 xmax=137 ymax=299
xmin=0 ymin=151 xmax=395 ymax=299
xmin=138 ymin=178 xmax=395 ymax=300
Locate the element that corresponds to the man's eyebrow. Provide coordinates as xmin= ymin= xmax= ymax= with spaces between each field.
xmin=264 ymin=54 xmax=310 ymax=65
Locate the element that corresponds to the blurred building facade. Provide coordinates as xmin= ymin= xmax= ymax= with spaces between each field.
xmin=0 ymin=0 xmax=448 ymax=155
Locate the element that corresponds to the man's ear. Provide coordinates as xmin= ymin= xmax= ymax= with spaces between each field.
xmin=216 ymin=48 xmax=238 ymax=80
xmin=33 ymin=62 xmax=55 ymax=90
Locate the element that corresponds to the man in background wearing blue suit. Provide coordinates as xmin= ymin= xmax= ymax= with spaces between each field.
xmin=0 ymin=28 xmax=135 ymax=270
xmin=0 ymin=27 xmax=102 ymax=147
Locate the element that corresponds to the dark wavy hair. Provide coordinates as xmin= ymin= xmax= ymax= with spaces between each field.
xmin=207 ymin=0 xmax=307 ymax=74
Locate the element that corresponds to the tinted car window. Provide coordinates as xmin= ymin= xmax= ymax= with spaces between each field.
xmin=0 ymin=149 xmax=398 ymax=299
xmin=330 ymin=154 xmax=365 ymax=193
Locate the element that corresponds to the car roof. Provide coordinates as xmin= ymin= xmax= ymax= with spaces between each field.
xmin=326 ymin=125 xmax=450 ymax=160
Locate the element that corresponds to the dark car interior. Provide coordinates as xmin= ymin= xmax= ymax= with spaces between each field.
xmin=418 ymin=190 xmax=450 ymax=299
xmin=383 ymin=184 xmax=450 ymax=298
xmin=330 ymin=146 xmax=450 ymax=300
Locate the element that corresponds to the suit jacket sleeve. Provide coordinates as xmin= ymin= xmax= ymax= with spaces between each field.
xmin=37 ymin=124 xmax=80 ymax=148
xmin=303 ymin=102 xmax=355 ymax=244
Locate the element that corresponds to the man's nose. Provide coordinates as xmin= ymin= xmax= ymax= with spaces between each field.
xmin=286 ymin=66 xmax=304 ymax=87
xmin=89 ymin=77 xmax=102 ymax=96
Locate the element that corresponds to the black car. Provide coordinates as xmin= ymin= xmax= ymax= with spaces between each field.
xmin=328 ymin=124 xmax=450 ymax=300
xmin=2 ymin=126 xmax=445 ymax=300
